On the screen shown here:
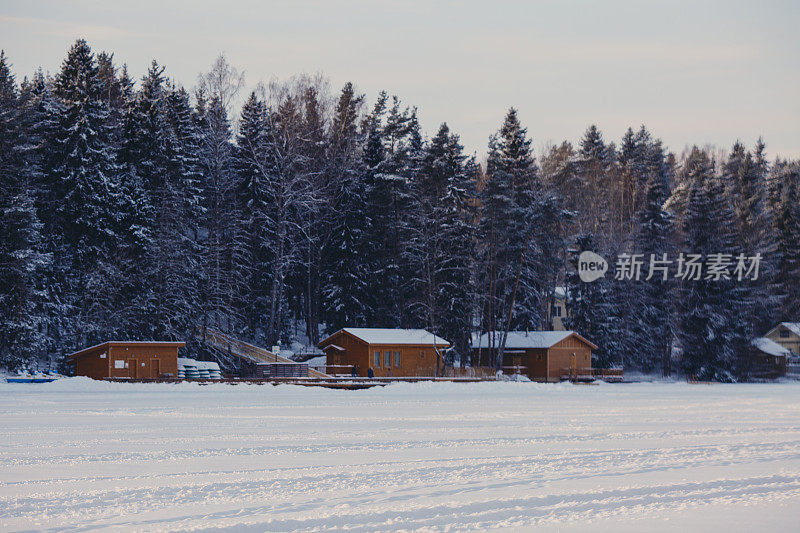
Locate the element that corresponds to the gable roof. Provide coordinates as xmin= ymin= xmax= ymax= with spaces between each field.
xmin=752 ymin=337 xmax=791 ymax=357
xmin=67 ymin=341 xmax=186 ymax=359
xmin=765 ymin=322 xmax=800 ymax=338
xmin=320 ymin=328 xmax=450 ymax=347
xmin=472 ymin=331 xmax=598 ymax=350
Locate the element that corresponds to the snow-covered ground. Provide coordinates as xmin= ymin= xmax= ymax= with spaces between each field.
xmin=2 ymin=380 xmax=800 ymax=532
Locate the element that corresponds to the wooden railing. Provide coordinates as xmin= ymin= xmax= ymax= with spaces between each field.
xmin=197 ymin=327 xmax=330 ymax=378
xmin=559 ymin=368 xmax=623 ymax=382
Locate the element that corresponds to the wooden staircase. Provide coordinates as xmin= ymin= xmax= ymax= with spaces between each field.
xmin=196 ymin=327 xmax=330 ymax=378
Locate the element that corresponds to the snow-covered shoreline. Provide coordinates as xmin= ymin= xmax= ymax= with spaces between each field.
xmin=2 ymin=380 xmax=799 ymax=531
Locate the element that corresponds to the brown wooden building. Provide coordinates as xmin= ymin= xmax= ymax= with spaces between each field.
xmin=749 ymin=337 xmax=789 ymax=379
xmin=318 ymin=328 xmax=450 ymax=377
xmin=67 ymin=341 xmax=185 ymax=380
xmin=764 ymin=322 xmax=800 ymax=356
xmin=472 ymin=331 xmax=597 ymax=382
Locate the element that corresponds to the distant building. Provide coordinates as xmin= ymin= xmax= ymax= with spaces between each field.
xmin=763 ymin=323 xmax=800 ymax=356
xmin=318 ymin=328 xmax=450 ymax=377
xmin=750 ymin=338 xmax=790 ymax=378
xmin=67 ymin=341 xmax=185 ymax=380
xmin=548 ymin=286 xmax=568 ymax=330
xmin=471 ymin=331 xmax=596 ymax=382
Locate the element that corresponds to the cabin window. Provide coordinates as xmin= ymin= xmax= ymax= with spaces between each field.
xmin=384 ymin=351 xmax=391 ymax=367
xmin=394 ymin=351 xmax=401 ymax=366
xmin=780 ymin=329 xmax=790 ymax=338
xmin=553 ymin=305 xmax=562 ymax=317
xmin=374 ymin=351 xmax=380 ymax=367
xmin=420 ymin=351 xmax=424 ymax=359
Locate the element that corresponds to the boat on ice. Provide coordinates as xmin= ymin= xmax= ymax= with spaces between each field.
xmin=5 ymin=371 xmax=63 ymax=383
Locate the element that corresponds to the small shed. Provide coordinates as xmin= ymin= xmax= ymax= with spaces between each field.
xmin=67 ymin=341 xmax=185 ymax=380
xmin=318 ymin=328 xmax=450 ymax=377
xmin=749 ymin=338 xmax=789 ymax=378
xmin=764 ymin=322 xmax=800 ymax=356
xmin=472 ymin=331 xmax=597 ymax=382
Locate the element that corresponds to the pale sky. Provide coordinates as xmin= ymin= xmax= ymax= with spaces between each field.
xmin=1 ymin=0 xmax=798 ymax=159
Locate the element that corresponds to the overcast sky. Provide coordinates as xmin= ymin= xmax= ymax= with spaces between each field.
xmin=1 ymin=0 xmax=798 ymax=159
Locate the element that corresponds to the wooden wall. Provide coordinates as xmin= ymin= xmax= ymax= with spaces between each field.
xmin=73 ymin=343 xmax=180 ymax=380
xmin=322 ymin=331 xmax=445 ymax=377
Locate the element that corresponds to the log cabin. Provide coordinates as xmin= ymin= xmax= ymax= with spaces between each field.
xmin=764 ymin=323 xmax=800 ymax=356
xmin=67 ymin=341 xmax=185 ymax=380
xmin=472 ymin=331 xmax=597 ymax=382
xmin=318 ymin=328 xmax=450 ymax=377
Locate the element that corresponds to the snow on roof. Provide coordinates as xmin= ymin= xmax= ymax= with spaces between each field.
xmin=752 ymin=337 xmax=791 ymax=357
xmin=67 ymin=340 xmax=186 ymax=359
xmin=337 ymin=328 xmax=450 ymax=346
xmin=780 ymin=323 xmax=800 ymax=337
xmin=472 ymin=331 xmax=593 ymax=349
xmin=554 ymin=286 xmax=567 ymax=299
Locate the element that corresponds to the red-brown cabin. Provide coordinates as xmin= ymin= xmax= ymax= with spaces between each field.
xmin=472 ymin=331 xmax=598 ymax=382
xmin=67 ymin=341 xmax=185 ymax=380
xmin=318 ymin=328 xmax=450 ymax=377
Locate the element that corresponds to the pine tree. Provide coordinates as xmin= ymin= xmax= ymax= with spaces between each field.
xmin=50 ymin=39 xmax=131 ymax=346
xmin=0 ymin=52 xmax=53 ymax=370
xmin=233 ymin=91 xmax=275 ymax=340
xmin=408 ymin=123 xmax=477 ymax=363
xmin=478 ymin=108 xmax=569 ymax=367
xmin=321 ymin=82 xmax=371 ymax=331
xmin=563 ymin=235 xmax=620 ymax=369
xmin=630 ymin=147 xmax=675 ymax=375
xmin=769 ymin=160 xmax=800 ymax=321
xmin=676 ymin=148 xmax=750 ymax=381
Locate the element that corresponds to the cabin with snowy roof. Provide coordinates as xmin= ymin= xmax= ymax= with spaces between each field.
xmin=67 ymin=341 xmax=185 ymax=380
xmin=318 ymin=328 xmax=450 ymax=377
xmin=764 ymin=323 xmax=800 ymax=356
xmin=749 ymin=337 xmax=789 ymax=378
xmin=471 ymin=331 xmax=597 ymax=382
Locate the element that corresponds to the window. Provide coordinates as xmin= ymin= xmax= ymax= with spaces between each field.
xmin=384 ymin=351 xmax=391 ymax=367
xmin=780 ymin=329 xmax=790 ymax=338
xmin=395 ymin=351 xmax=401 ymax=367
xmin=374 ymin=351 xmax=380 ymax=367
xmin=553 ymin=305 xmax=562 ymax=317
xmin=420 ymin=351 xmax=424 ymax=359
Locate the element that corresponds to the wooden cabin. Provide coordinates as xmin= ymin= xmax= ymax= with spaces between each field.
xmin=67 ymin=341 xmax=185 ymax=380
xmin=318 ymin=328 xmax=450 ymax=377
xmin=472 ymin=331 xmax=597 ymax=382
xmin=749 ymin=337 xmax=789 ymax=378
xmin=764 ymin=323 xmax=800 ymax=356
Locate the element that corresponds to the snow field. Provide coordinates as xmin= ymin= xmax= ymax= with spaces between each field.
xmin=1 ymin=379 xmax=800 ymax=531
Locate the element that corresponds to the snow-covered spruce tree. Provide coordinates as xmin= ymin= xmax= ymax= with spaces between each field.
xmin=361 ymin=94 xmax=417 ymax=328
xmin=233 ymin=91 xmax=276 ymax=341
xmin=0 ymin=52 xmax=53 ymax=370
xmin=478 ymin=108 xmax=570 ymax=368
xmin=407 ymin=123 xmax=477 ymax=364
xmin=197 ymin=93 xmax=241 ymax=334
xmin=563 ymin=235 xmax=621 ymax=369
xmin=721 ymin=141 xmax=779 ymax=333
xmin=676 ymin=147 xmax=750 ymax=381
xmin=630 ymin=144 xmax=676 ymax=375
xmin=120 ymin=61 xmax=204 ymax=341
xmin=321 ymin=82 xmax=371 ymax=332
xmin=50 ymin=40 xmax=134 ymax=348
xmin=768 ymin=160 xmax=800 ymax=321
xmin=576 ymin=125 xmax=615 ymax=236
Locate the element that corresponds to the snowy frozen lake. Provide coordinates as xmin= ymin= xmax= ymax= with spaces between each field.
xmin=2 ymin=379 xmax=800 ymax=532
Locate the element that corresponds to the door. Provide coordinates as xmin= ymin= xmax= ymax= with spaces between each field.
xmin=151 ymin=358 xmax=160 ymax=379
xmin=128 ymin=359 xmax=137 ymax=379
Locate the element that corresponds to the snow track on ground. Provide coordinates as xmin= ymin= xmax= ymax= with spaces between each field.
xmin=1 ymin=380 xmax=799 ymax=531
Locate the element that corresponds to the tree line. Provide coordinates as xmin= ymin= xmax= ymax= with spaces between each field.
xmin=0 ymin=40 xmax=797 ymax=380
